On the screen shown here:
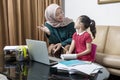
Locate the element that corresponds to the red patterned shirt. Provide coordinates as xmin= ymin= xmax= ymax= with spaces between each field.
xmin=72 ymin=31 xmax=92 ymax=61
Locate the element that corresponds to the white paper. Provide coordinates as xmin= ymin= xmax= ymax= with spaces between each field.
xmin=60 ymin=54 xmax=77 ymax=60
xmin=52 ymin=62 xmax=103 ymax=75
xmin=69 ymin=63 xmax=102 ymax=75
xmin=52 ymin=63 xmax=69 ymax=70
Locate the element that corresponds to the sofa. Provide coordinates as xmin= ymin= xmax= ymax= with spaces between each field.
xmin=91 ymin=25 xmax=120 ymax=76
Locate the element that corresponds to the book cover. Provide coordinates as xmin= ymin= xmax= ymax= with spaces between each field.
xmin=59 ymin=60 xmax=87 ymax=67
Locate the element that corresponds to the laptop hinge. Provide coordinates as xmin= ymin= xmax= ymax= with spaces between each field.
xmin=49 ymin=56 xmax=64 ymax=62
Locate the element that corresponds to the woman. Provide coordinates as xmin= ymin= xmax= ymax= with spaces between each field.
xmin=38 ymin=4 xmax=75 ymax=58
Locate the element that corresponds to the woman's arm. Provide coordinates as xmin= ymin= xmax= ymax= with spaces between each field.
xmin=37 ymin=24 xmax=50 ymax=35
xmin=61 ymin=22 xmax=76 ymax=46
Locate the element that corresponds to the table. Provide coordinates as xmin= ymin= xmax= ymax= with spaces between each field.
xmin=1 ymin=61 xmax=109 ymax=80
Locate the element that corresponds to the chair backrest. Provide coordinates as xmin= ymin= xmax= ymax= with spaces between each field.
xmin=91 ymin=43 xmax=97 ymax=62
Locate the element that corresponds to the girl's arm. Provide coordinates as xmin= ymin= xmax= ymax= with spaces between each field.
xmin=77 ymin=43 xmax=92 ymax=57
xmin=67 ymin=40 xmax=75 ymax=54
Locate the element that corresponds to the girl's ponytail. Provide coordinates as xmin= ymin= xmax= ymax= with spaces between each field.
xmin=90 ymin=20 xmax=96 ymax=38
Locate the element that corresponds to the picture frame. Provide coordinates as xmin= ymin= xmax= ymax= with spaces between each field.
xmin=98 ymin=0 xmax=120 ymax=4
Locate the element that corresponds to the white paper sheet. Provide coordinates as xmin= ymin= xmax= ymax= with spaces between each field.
xmin=52 ymin=62 xmax=102 ymax=75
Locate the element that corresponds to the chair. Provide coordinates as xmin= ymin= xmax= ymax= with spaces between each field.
xmin=91 ymin=43 xmax=97 ymax=62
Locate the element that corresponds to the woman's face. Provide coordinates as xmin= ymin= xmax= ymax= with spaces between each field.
xmin=55 ymin=8 xmax=64 ymax=22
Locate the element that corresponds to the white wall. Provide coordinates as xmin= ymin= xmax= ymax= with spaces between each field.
xmin=65 ymin=0 xmax=120 ymax=26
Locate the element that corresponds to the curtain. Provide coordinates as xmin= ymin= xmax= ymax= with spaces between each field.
xmin=0 ymin=0 xmax=62 ymax=70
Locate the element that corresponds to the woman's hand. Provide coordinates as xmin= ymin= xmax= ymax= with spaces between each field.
xmin=37 ymin=24 xmax=50 ymax=35
xmin=53 ymin=43 xmax=62 ymax=53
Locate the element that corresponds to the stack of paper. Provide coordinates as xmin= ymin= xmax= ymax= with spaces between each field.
xmin=52 ymin=60 xmax=102 ymax=75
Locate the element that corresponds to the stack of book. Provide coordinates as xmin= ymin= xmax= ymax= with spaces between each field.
xmin=52 ymin=60 xmax=102 ymax=75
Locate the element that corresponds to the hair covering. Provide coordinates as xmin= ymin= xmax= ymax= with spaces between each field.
xmin=45 ymin=4 xmax=73 ymax=28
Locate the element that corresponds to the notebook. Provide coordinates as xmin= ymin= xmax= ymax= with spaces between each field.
xmin=26 ymin=39 xmax=63 ymax=65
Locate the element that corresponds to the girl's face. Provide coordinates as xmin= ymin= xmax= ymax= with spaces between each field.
xmin=75 ymin=18 xmax=84 ymax=30
xmin=55 ymin=8 xmax=64 ymax=22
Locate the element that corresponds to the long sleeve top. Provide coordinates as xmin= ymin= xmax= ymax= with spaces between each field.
xmin=45 ymin=22 xmax=76 ymax=47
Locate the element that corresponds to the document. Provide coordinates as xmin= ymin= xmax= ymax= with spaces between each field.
xmin=52 ymin=60 xmax=103 ymax=75
xmin=69 ymin=63 xmax=102 ymax=75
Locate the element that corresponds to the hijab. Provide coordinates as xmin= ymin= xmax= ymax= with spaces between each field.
xmin=45 ymin=4 xmax=73 ymax=28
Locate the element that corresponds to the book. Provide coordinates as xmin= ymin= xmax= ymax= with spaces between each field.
xmin=59 ymin=60 xmax=87 ymax=67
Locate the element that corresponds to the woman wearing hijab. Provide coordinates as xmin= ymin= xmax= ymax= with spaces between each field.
xmin=38 ymin=4 xmax=75 ymax=58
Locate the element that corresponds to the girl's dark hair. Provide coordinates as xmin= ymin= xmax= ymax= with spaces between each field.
xmin=79 ymin=15 xmax=96 ymax=38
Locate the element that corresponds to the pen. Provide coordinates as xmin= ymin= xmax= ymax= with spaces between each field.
xmin=61 ymin=46 xmax=68 ymax=52
xmin=53 ymin=46 xmax=68 ymax=54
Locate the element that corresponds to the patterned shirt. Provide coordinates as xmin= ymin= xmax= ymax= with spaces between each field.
xmin=72 ymin=31 xmax=92 ymax=61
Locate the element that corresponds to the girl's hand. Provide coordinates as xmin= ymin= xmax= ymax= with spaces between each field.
xmin=66 ymin=51 xmax=70 ymax=54
xmin=76 ymin=54 xmax=80 ymax=58
xmin=37 ymin=24 xmax=50 ymax=35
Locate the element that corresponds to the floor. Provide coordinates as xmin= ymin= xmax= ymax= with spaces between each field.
xmin=108 ymin=74 xmax=120 ymax=80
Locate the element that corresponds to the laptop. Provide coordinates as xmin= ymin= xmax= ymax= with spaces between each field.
xmin=26 ymin=39 xmax=63 ymax=65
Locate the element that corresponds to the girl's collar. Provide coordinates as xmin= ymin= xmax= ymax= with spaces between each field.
xmin=76 ymin=30 xmax=86 ymax=35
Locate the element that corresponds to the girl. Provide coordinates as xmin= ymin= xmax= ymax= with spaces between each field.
xmin=38 ymin=4 xmax=75 ymax=58
xmin=67 ymin=15 xmax=96 ymax=61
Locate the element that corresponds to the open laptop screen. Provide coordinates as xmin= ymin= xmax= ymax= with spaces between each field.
xmin=26 ymin=39 xmax=50 ymax=65
xmin=26 ymin=39 xmax=63 ymax=65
